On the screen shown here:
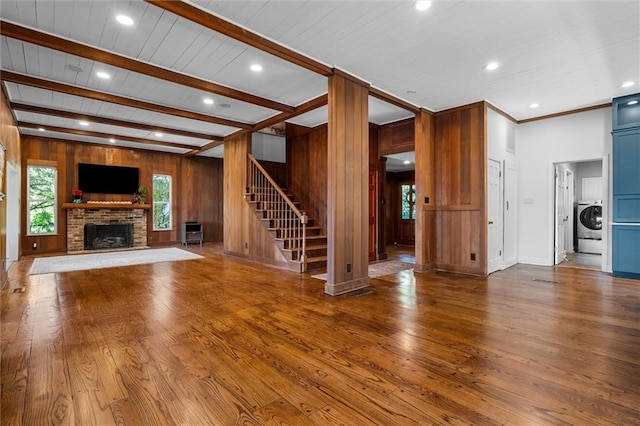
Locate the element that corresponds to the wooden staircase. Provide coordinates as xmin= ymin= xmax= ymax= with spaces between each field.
xmin=246 ymin=154 xmax=327 ymax=272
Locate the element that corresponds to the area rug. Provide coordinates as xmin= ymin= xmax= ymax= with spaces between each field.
xmin=311 ymin=260 xmax=414 ymax=281
xmin=29 ymin=248 xmax=203 ymax=275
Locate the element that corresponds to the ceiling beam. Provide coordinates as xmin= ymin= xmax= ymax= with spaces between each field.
xmin=369 ymin=87 xmax=420 ymax=114
xmin=21 ymin=134 xmax=191 ymax=156
xmin=10 ymin=102 xmax=223 ymax=142
xmin=190 ymin=93 xmax=328 ymax=156
xmin=0 ymin=20 xmax=294 ymax=114
xmin=146 ymin=0 xmax=333 ymax=76
xmin=18 ymin=121 xmax=197 ymax=150
xmin=1 ymin=70 xmax=252 ymax=129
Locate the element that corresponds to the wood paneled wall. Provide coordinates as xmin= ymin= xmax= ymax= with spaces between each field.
xmin=1 ymin=89 xmax=21 ymax=288
xmin=224 ymin=134 xmax=287 ymax=267
xmin=21 ymin=137 xmax=223 ymax=255
xmin=286 ymin=123 xmax=328 ymax=231
xmin=326 ymin=71 xmax=370 ymax=295
xmin=223 ymin=134 xmax=250 ymax=257
xmin=434 ymin=102 xmax=486 ymax=275
xmin=380 ymin=117 xmax=415 ymax=156
xmin=415 ymin=108 xmax=436 ymax=272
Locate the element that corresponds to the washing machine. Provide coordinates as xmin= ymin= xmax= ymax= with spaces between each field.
xmin=577 ymin=200 xmax=602 ymax=254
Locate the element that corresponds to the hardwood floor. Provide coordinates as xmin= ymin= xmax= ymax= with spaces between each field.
xmin=2 ymin=243 xmax=639 ymax=425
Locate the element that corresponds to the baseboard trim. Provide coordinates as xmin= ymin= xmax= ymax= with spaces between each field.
xmin=325 ymin=276 xmax=370 ymax=296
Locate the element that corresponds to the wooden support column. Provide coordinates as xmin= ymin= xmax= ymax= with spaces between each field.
xmin=378 ymin=157 xmax=388 ymax=260
xmin=223 ymin=133 xmax=251 ymax=256
xmin=414 ymin=108 xmax=436 ymax=272
xmin=325 ymin=71 xmax=370 ymax=295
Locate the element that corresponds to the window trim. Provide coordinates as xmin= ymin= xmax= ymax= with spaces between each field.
xmin=26 ymin=164 xmax=58 ymax=236
xmin=152 ymin=174 xmax=172 ymax=231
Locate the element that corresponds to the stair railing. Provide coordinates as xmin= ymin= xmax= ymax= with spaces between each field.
xmin=247 ymin=153 xmax=308 ymax=272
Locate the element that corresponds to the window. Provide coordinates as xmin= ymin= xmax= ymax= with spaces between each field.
xmin=27 ymin=165 xmax=57 ymax=235
xmin=401 ymin=184 xmax=416 ymax=220
xmin=153 ymin=174 xmax=172 ymax=230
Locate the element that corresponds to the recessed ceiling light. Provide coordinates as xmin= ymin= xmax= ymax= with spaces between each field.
xmin=38 ymin=127 xmax=45 ymax=132
xmin=529 ymin=103 xmax=539 ymax=108
xmin=109 ymin=138 xmax=116 ymax=143
xmin=155 ymin=132 xmax=163 ymax=137
xmin=79 ymin=120 xmax=89 ymax=126
xmin=628 ymin=100 xmax=639 ymax=105
xmin=96 ymin=71 xmax=111 ymax=79
xmin=484 ymin=62 xmax=500 ymax=71
xmin=203 ymin=98 xmax=214 ymax=105
xmin=250 ymin=64 xmax=263 ymax=72
xmin=403 ymin=160 xmax=411 ymax=165
xmin=414 ymin=1 xmax=432 ymax=11
xmin=622 ymin=81 xmax=635 ymax=88
xmin=116 ymin=15 xmax=133 ymax=26
xmin=406 ymin=90 xmax=417 ymax=95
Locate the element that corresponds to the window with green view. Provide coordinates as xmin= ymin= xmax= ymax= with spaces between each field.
xmin=401 ymin=184 xmax=416 ymax=220
xmin=153 ymin=174 xmax=172 ymax=230
xmin=28 ymin=165 xmax=57 ymax=235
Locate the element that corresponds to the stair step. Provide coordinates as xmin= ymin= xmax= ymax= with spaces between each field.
xmin=283 ymin=244 xmax=328 ymax=253
xmin=292 ymin=256 xmax=327 ymax=264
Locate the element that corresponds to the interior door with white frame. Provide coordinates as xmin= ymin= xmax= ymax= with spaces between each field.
xmin=554 ymin=166 xmax=569 ymax=264
xmin=488 ymin=159 xmax=503 ymax=273
xmin=503 ymin=161 xmax=518 ymax=268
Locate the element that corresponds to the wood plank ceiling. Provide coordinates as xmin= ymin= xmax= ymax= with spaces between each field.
xmin=0 ymin=0 xmax=416 ymax=156
xmin=1 ymin=0 xmax=638 ymax=156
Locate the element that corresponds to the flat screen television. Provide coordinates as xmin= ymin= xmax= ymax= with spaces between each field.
xmin=78 ymin=163 xmax=139 ymax=194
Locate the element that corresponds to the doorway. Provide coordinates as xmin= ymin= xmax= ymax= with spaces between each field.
xmin=553 ymin=159 xmax=605 ymax=270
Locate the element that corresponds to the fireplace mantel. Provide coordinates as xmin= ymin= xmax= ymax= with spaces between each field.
xmin=62 ymin=203 xmax=151 ymax=210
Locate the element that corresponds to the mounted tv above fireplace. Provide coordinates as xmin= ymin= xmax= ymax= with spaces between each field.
xmin=78 ymin=163 xmax=139 ymax=194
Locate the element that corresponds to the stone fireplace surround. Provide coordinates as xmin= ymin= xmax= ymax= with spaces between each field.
xmin=63 ymin=203 xmax=149 ymax=253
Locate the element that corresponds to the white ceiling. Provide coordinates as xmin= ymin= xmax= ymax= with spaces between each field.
xmin=1 ymin=1 xmax=638 ymax=156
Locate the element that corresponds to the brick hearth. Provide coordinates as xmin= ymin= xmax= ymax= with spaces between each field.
xmin=64 ymin=204 xmax=148 ymax=252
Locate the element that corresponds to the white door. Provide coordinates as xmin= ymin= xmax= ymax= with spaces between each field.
xmin=565 ymin=171 xmax=574 ymax=254
xmin=503 ymin=162 xmax=518 ymax=268
xmin=488 ymin=159 xmax=503 ymax=273
xmin=6 ymin=161 xmax=20 ymax=270
xmin=554 ymin=166 xmax=569 ymax=264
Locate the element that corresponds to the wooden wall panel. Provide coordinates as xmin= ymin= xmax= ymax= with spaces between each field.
xmin=223 ymin=134 xmax=250 ymax=256
xmin=434 ymin=102 xmax=486 ymax=275
xmin=1 ymin=89 xmax=21 ymax=288
xmin=258 ymin=160 xmax=287 ymax=188
xmin=21 ymin=137 xmax=224 ymax=255
xmin=326 ymin=72 xmax=370 ymax=295
xmin=286 ymin=124 xmax=328 ymax=231
xmin=379 ymin=118 xmax=415 ymax=156
xmin=415 ymin=108 xmax=436 ymax=271
xmin=224 ymin=134 xmax=286 ymax=266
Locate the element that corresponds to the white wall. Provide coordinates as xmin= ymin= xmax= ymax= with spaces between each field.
xmin=487 ymin=107 xmax=518 ymax=268
xmin=252 ymin=133 xmax=286 ymax=163
xmin=516 ymin=107 xmax=612 ymax=268
xmin=576 ymin=160 xmax=603 ymax=201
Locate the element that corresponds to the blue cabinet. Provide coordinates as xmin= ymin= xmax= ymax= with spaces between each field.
xmin=612 ymin=93 xmax=640 ymax=278
xmin=612 ymin=226 xmax=640 ymax=277
xmin=612 ymin=93 xmax=640 ymax=131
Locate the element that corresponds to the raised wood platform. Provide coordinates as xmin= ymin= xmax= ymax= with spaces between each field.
xmin=2 ymin=244 xmax=639 ymax=424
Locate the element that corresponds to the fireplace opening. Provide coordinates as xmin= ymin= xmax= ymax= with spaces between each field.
xmin=84 ymin=223 xmax=133 ymax=250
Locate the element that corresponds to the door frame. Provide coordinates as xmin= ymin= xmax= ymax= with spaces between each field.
xmin=488 ymin=158 xmax=503 ymax=273
xmin=549 ymin=157 xmax=608 ymax=271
